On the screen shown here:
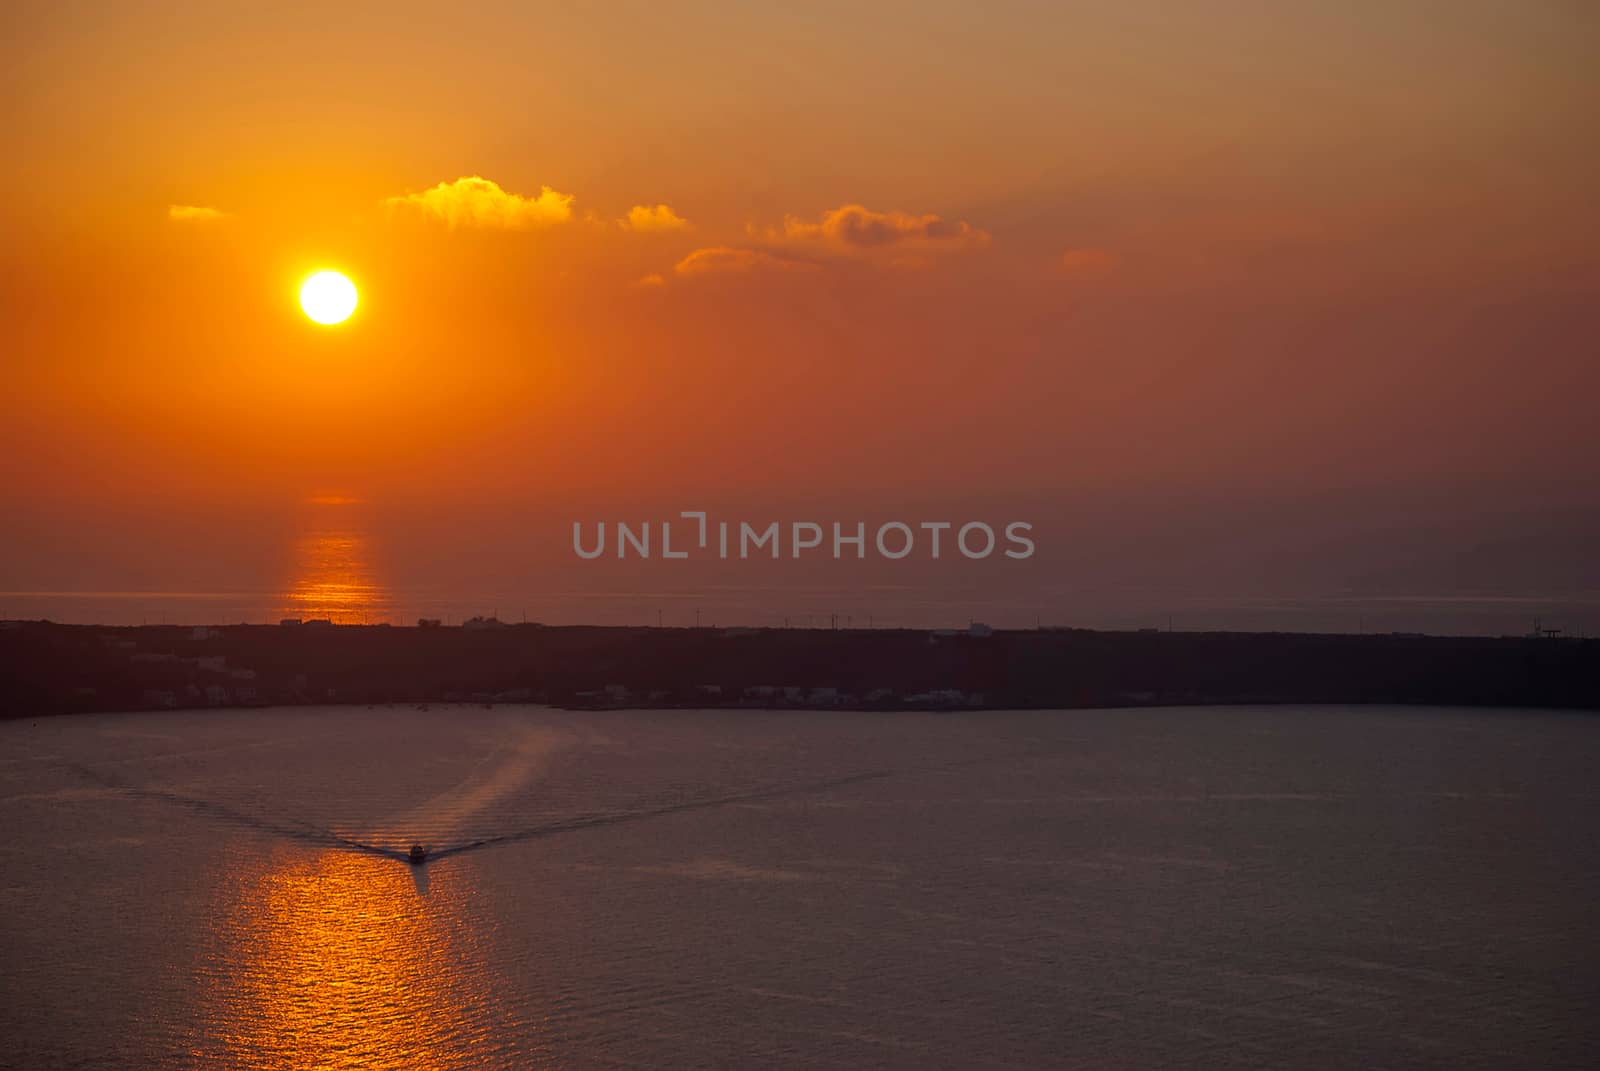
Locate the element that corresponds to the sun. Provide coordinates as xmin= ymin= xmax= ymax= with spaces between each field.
xmin=299 ymin=270 xmax=358 ymax=325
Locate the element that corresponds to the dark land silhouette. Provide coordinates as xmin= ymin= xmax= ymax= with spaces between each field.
xmin=1 ymin=620 xmax=1596 ymax=718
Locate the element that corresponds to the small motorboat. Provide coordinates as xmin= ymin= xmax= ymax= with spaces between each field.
xmin=408 ymin=843 xmax=428 ymax=865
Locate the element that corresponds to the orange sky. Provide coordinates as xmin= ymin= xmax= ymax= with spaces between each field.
xmin=2 ymin=1 xmax=1597 ymax=629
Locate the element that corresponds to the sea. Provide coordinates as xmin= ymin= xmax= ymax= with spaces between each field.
xmin=1 ymin=705 xmax=1595 ymax=1069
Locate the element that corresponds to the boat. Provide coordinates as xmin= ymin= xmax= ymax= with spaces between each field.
xmin=408 ymin=843 xmax=427 ymax=864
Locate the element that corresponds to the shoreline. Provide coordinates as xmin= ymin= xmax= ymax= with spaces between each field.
xmin=3 ymin=620 xmax=1596 ymax=719
xmin=10 ymin=700 xmax=1599 ymax=725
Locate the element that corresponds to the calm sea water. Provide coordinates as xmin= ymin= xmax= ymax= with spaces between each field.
xmin=1 ymin=705 xmax=1595 ymax=1069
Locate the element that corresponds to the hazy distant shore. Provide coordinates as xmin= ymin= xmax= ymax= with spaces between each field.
xmin=2 ymin=619 xmax=1596 ymax=719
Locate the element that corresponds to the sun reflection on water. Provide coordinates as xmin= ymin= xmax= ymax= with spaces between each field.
xmin=203 ymin=849 xmax=536 ymax=1069
xmin=279 ymin=500 xmax=391 ymax=623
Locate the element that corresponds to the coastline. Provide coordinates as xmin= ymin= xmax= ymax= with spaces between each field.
xmin=3 ymin=620 xmax=1596 ymax=719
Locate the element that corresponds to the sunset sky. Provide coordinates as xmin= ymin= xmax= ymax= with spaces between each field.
xmin=3 ymin=1 xmax=1597 ymax=632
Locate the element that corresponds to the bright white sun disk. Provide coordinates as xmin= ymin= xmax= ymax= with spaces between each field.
xmin=300 ymin=271 xmax=358 ymax=324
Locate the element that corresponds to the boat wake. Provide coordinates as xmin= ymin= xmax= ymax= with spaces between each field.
xmin=427 ymin=768 xmax=894 ymax=861
xmin=57 ymin=758 xmax=896 ymax=865
xmin=58 ymin=760 xmax=414 ymax=862
xmin=362 ymin=723 xmax=565 ymax=859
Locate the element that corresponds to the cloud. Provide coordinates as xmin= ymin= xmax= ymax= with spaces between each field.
xmin=384 ymin=175 xmax=574 ymax=228
xmin=1058 ymin=248 xmax=1119 ymax=278
xmin=642 ymin=202 xmax=984 ymax=285
xmin=621 ymin=203 xmax=690 ymax=232
xmin=635 ymin=272 xmax=667 ymax=287
xmin=771 ymin=203 xmax=989 ymax=253
xmin=168 ymin=204 xmax=228 ymax=222
xmin=673 ymin=246 xmax=819 ymax=277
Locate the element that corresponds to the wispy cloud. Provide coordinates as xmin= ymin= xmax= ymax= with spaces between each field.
xmin=620 ymin=203 xmax=690 ymax=232
xmin=673 ymin=246 xmax=819 ymax=277
xmin=167 ymin=204 xmax=229 ymax=222
xmin=384 ymin=175 xmax=574 ymax=228
xmin=769 ymin=203 xmax=989 ymax=253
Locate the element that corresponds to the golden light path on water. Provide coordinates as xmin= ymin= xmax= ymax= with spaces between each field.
xmin=279 ymin=499 xmax=391 ymax=624
xmin=202 ymin=848 xmax=542 ymax=1069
